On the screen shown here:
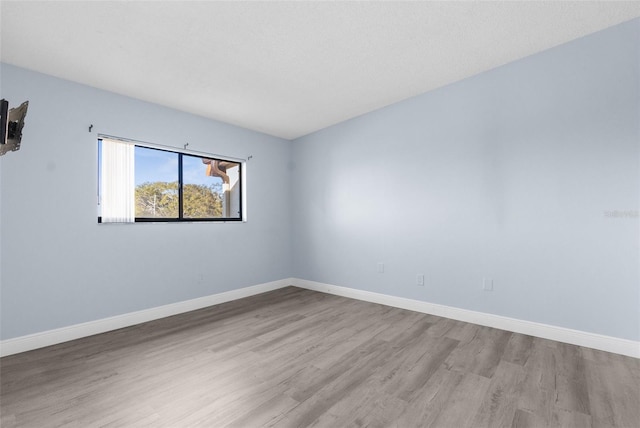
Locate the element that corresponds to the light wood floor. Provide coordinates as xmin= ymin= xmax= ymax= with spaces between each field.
xmin=1 ymin=287 xmax=638 ymax=427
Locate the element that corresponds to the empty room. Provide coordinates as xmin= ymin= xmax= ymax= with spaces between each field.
xmin=1 ymin=1 xmax=639 ymax=427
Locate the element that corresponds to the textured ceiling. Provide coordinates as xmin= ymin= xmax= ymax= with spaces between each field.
xmin=1 ymin=1 xmax=639 ymax=140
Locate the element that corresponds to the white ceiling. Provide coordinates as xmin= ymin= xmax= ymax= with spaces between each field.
xmin=1 ymin=1 xmax=639 ymax=140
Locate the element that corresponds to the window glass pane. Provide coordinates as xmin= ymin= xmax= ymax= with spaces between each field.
xmin=183 ymin=155 xmax=241 ymax=219
xmin=134 ymin=146 xmax=179 ymax=218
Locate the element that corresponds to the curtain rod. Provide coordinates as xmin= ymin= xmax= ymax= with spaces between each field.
xmin=96 ymin=133 xmax=248 ymax=163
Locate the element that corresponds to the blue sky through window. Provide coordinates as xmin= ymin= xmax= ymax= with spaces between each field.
xmin=183 ymin=154 xmax=223 ymax=188
xmin=134 ymin=146 xmax=224 ymax=188
xmin=135 ymin=146 xmax=178 ymax=186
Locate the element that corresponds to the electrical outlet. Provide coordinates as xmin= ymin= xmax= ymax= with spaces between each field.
xmin=377 ymin=263 xmax=384 ymax=273
xmin=417 ymin=274 xmax=425 ymax=286
xmin=483 ymin=278 xmax=494 ymax=291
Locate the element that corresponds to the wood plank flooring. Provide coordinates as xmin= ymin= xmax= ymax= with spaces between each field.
xmin=1 ymin=287 xmax=638 ymax=427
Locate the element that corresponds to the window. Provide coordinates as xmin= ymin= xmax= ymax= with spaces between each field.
xmin=98 ymin=138 xmax=242 ymax=223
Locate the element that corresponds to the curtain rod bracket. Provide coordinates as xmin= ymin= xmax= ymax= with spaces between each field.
xmin=184 ymin=143 xmax=189 ymax=149
xmin=89 ymin=124 xmax=93 ymax=133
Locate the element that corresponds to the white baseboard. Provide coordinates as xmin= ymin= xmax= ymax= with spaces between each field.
xmin=0 ymin=278 xmax=294 ymax=357
xmin=3 ymin=278 xmax=638 ymax=359
xmin=292 ymin=278 xmax=640 ymax=359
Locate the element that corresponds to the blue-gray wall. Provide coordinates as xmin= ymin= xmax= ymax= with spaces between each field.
xmin=291 ymin=19 xmax=640 ymax=341
xmin=1 ymin=19 xmax=638 ymax=343
xmin=0 ymin=64 xmax=292 ymax=340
